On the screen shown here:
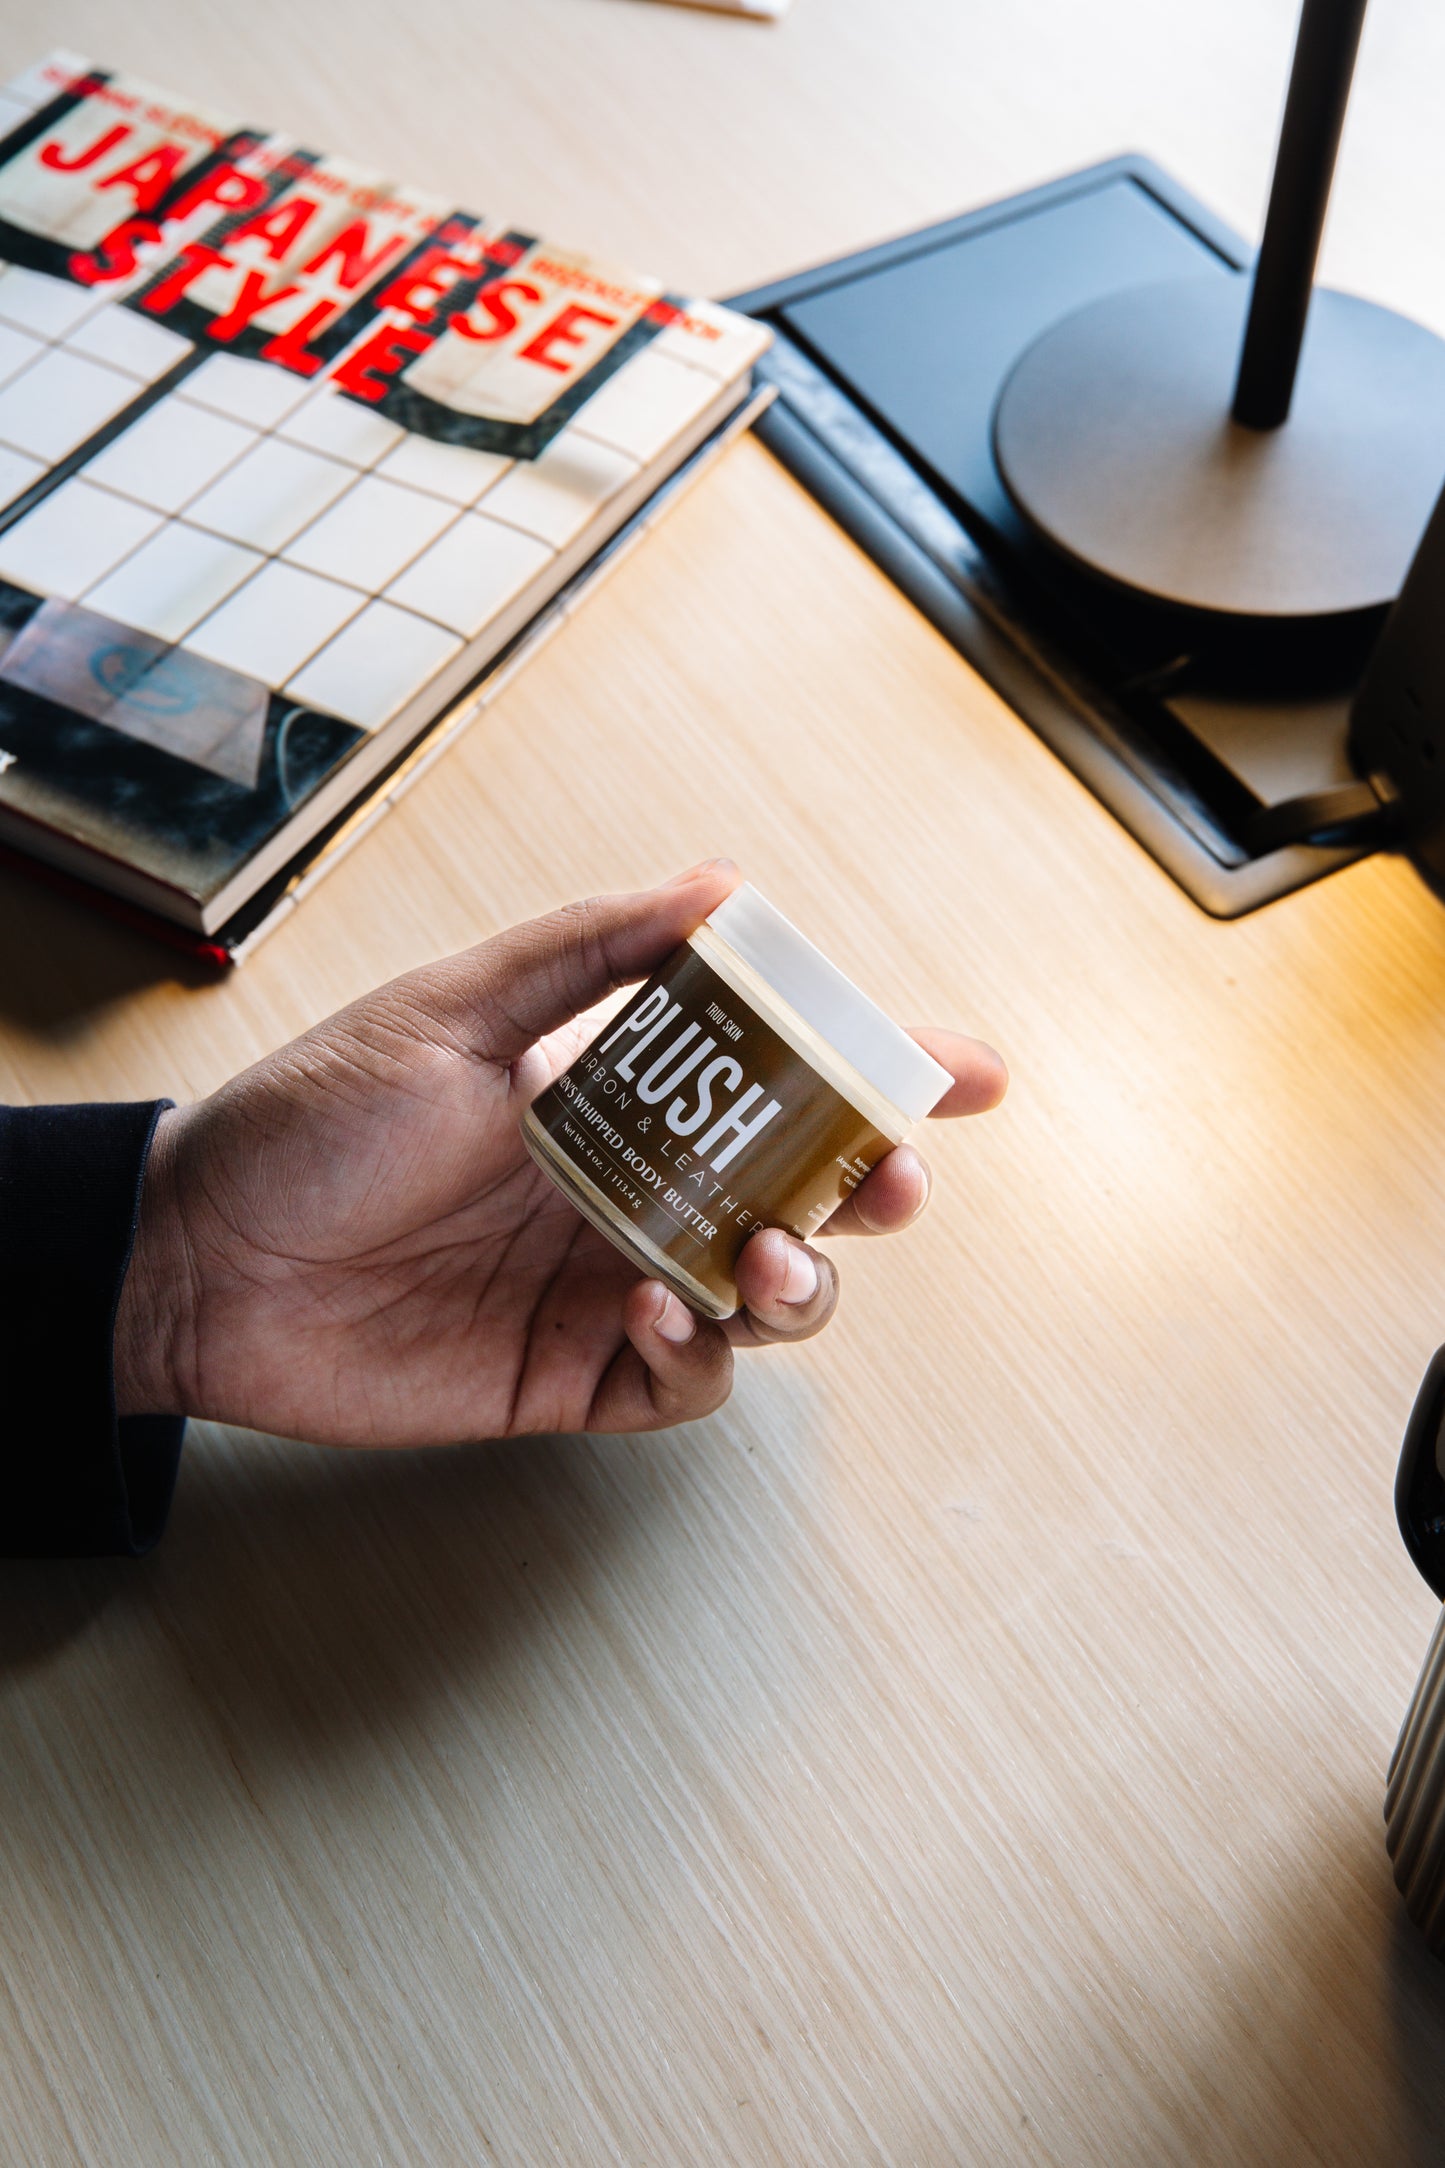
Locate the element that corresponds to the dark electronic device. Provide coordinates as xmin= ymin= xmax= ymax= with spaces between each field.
xmin=1395 ymin=1348 xmax=1445 ymax=1605
xmin=735 ymin=0 xmax=1445 ymax=916
xmin=1347 ymin=490 xmax=1445 ymax=891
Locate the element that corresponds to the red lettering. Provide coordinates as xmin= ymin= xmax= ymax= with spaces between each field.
xmin=205 ymin=267 xmax=301 ymax=342
xmin=517 ymin=302 xmax=618 ymax=374
xmin=330 ymin=321 xmax=432 ymax=402
xmin=257 ymin=299 xmax=337 ymax=376
xmin=300 ymin=219 xmax=406 ymax=293
xmin=139 ymin=242 xmax=228 ymax=316
xmin=373 ymin=243 xmax=467 ymax=325
xmin=165 ymin=163 xmax=267 ymax=224
xmin=96 ymin=144 xmax=188 ymax=211
xmin=226 ymin=195 xmax=320 ymax=261
xmin=37 ymin=122 xmax=133 ymax=172
xmin=451 ymin=278 xmax=543 ymax=344
xmin=68 ymin=216 xmax=162 ymax=286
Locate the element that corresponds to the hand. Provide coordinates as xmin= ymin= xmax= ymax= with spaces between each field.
xmin=115 ymin=862 xmax=1006 ymax=1443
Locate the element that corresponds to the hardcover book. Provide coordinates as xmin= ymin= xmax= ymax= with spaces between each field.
xmin=0 ymin=54 xmax=770 ymax=941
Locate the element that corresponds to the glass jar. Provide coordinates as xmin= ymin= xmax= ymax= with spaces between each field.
xmin=521 ymin=882 xmax=953 ymax=1319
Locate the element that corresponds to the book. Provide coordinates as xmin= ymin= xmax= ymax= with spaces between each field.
xmin=0 ymin=383 xmax=770 ymax=968
xmin=0 ymin=53 xmax=771 ymax=937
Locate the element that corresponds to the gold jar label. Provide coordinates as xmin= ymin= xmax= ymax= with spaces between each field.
xmin=526 ymin=941 xmax=895 ymax=1313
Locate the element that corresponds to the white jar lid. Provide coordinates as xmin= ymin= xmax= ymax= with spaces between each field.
xmin=705 ymin=884 xmax=954 ymax=1124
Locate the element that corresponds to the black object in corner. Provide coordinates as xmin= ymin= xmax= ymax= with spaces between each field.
xmin=1397 ymin=1348 xmax=1445 ymax=1602
xmin=730 ymin=159 xmax=1404 ymax=918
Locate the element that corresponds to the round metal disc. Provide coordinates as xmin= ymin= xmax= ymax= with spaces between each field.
xmin=992 ymin=277 xmax=1445 ymax=620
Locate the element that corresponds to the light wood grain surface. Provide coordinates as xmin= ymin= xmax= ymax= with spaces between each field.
xmin=4 ymin=1 xmax=1445 ymax=2161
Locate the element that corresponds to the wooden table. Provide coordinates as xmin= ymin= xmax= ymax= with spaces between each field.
xmin=4 ymin=2 xmax=1445 ymax=2159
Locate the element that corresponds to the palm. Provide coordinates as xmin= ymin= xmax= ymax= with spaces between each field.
xmin=175 ymin=993 xmax=640 ymax=1445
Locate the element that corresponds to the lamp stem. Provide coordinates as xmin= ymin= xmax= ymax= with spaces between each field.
xmin=1231 ymin=0 xmax=1369 ymax=431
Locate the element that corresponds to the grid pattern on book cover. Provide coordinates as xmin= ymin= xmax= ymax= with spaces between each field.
xmin=0 ymin=51 xmax=767 ymax=807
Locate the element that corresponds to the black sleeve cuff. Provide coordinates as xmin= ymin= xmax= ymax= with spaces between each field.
xmin=0 ymin=1100 xmax=185 ymax=1557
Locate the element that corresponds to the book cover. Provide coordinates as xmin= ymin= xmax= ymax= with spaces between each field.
xmin=0 ymin=54 xmax=769 ymax=925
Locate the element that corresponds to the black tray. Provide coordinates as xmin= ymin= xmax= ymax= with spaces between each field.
xmin=732 ymin=157 xmax=1381 ymax=917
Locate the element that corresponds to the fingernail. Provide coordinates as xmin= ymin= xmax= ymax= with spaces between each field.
xmin=914 ymin=1157 xmax=932 ymax=1218
xmin=665 ymin=857 xmax=737 ymax=887
xmin=654 ymin=1290 xmax=697 ymax=1343
xmin=780 ymin=1245 xmax=818 ymax=1305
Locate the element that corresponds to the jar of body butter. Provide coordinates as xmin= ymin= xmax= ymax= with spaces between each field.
xmin=520 ymin=883 xmax=953 ymax=1319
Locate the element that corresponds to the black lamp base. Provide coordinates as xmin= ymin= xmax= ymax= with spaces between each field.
xmin=992 ymin=277 xmax=1445 ymax=622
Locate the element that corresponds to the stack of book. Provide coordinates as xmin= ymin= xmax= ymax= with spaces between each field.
xmin=0 ymin=54 xmax=771 ymax=961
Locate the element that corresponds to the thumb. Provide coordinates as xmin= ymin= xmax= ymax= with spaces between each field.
xmin=425 ymin=859 xmax=740 ymax=1065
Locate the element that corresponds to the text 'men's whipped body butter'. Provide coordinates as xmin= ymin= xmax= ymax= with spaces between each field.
xmin=520 ymin=883 xmax=953 ymax=1319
